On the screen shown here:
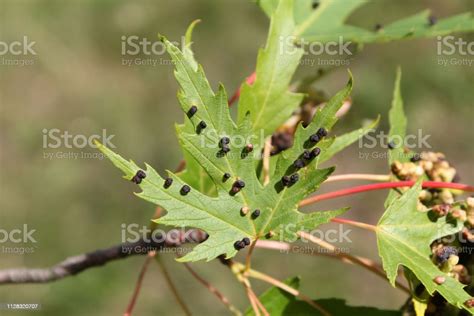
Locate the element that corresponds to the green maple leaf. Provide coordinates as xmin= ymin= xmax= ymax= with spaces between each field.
xmin=376 ymin=181 xmax=473 ymax=314
xmin=271 ymin=72 xmax=354 ymax=181
xmin=318 ymin=115 xmax=379 ymax=163
xmin=259 ymin=0 xmax=474 ymax=44
xmin=97 ymin=0 xmax=348 ymax=262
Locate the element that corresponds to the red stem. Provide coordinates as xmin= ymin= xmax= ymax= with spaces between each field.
xmin=228 ymin=72 xmax=256 ymax=105
xmin=300 ymin=181 xmax=474 ymax=206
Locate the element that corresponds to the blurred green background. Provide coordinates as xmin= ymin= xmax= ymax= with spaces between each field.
xmin=0 ymin=0 xmax=473 ymax=315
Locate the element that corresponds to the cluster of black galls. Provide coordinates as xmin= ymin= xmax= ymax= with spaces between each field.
xmin=219 ymin=136 xmax=231 ymax=154
xmin=234 ymin=237 xmax=251 ymax=250
xmin=131 ymin=170 xmax=147 ymax=184
xmin=280 ymin=127 xmax=326 ymax=187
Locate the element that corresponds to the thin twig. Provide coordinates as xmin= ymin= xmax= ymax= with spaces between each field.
xmin=124 ymin=251 xmax=156 ymax=316
xmin=255 ymin=240 xmax=379 ymax=267
xmin=223 ymin=258 xmax=268 ymax=316
xmin=297 ymin=232 xmax=410 ymax=294
xmin=155 ymin=256 xmax=192 ymax=316
xmin=256 ymin=239 xmax=405 ymax=280
xmin=325 ymin=173 xmax=390 ymax=183
xmin=229 ymin=259 xmax=327 ymax=314
xmin=183 ymin=263 xmax=242 ymax=316
xmin=247 ymin=286 xmax=270 ymax=316
xmin=127 ymin=200 xmax=168 ymax=315
xmin=330 ymin=217 xmax=377 ymax=232
xmin=239 ymin=263 xmax=330 ymax=316
xmin=246 ymin=286 xmax=261 ymax=316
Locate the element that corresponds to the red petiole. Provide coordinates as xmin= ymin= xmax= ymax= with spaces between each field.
xmin=300 ymin=181 xmax=474 ymax=206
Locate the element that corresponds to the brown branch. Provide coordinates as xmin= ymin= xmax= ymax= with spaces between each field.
xmin=0 ymin=229 xmax=207 ymax=285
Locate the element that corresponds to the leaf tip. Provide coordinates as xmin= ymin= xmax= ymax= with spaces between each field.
xmin=346 ymin=69 xmax=354 ymax=87
xmin=185 ymin=19 xmax=201 ymax=45
xmin=395 ymin=66 xmax=402 ymax=82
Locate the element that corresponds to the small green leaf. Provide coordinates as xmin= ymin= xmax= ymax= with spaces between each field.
xmin=259 ymin=0 xmax=474 ymax=44
xmin=292 ymin=0 xmax=369 ymax=41
xmin=376 ymin=181 xmax=473 ymax=313
xmin=246 ymin=276 xmax=402 ymax=316
xmin=388 ymin=67 xmax=407 ymax=165
xmin=385 ymin=68 xmax=408 ymax=208
xmin=319 ymin=115 xmax=380 ymax=163
xmin=238 ymin=0 xmax=304 ymax=139
xmin=272 ymin=73 xmax=353 ymax=180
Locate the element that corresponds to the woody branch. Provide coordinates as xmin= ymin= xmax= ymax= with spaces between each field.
xmin=0 ymin=229 xmax=207 ymax=285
